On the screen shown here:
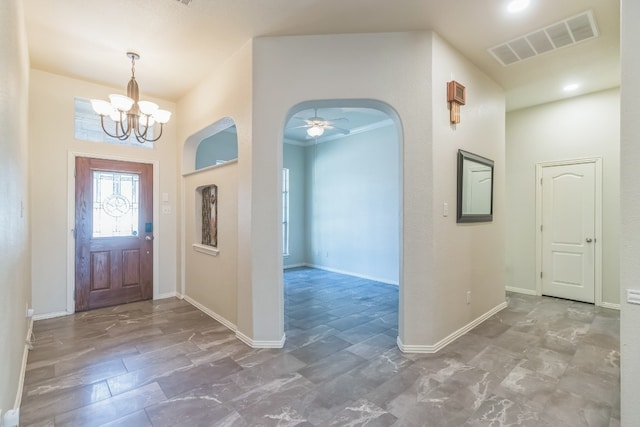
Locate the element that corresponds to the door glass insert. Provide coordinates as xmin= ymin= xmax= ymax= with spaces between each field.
xmin=92 ymin=171 xmax=140 ymax=237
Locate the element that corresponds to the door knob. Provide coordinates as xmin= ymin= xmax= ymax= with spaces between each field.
xmin=586 ymin=238 xmax=593 ymax=243
xmin=145 ymin=235 xmax=154 ymax=241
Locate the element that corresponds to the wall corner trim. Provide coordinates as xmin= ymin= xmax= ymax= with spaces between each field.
xmin=397 ymin=301 xmax=508 ymax=353
xmin=15 ymin=317 xmax=34 ymax=411
xmin=183 ymin=295 xmax=237 ymax=332
xmin=600 ymin=302 xmax=621 ymax=311
xmin=155 ymin=292 xmax=178 ymax=300
xmin=505 ymin=286 xmax=538 ymax=296
xmin=32 ymin=311 xmax=73 ymax=321
xmin=235 ymin=331 xmax=286 ymax=349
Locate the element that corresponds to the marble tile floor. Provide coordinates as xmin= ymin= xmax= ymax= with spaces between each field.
xmin=20 ymin=267 xmax=620 ymax=426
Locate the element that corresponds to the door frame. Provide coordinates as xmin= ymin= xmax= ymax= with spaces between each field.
xmin=66 ymin=151 xmax=160 ymax=314
xmin=535 ymin=157 xmax=602 ymax=305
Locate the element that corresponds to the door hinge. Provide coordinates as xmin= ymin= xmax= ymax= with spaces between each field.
xmin=72 ymin=228 xmax=76 ymax=239
xmin=540 ymin=271 xmax=543 ymax=279
xmin=540 ymin=178 xmax=543 ymax=185
xmin=540 ymin=224 xmax=543 ymax=232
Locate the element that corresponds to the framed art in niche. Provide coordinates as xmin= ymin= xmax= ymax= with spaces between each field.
xmin=201 ymin=184 xmax=218 ymax=247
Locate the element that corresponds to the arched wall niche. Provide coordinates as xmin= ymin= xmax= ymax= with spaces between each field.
xmin=183 ymin=116 xmax=237 ymax=174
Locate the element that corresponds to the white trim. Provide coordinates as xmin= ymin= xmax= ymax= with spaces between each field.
xmin=283 ymin=263 xmax=308 ymax=270
xmin=182 ymin=158 xmax=238 ymax=177
xmin=182 ymin=295 xmax=237 ymax=332
xmin=505 ymin=286 xmax=538 ymax=296
xmin=192 ymin=243 xmax=219 ymax=256
xmin=600 ymin=302 xmax=621 ymax=311
xmin=180 ymin=175 xmax=186 ymax=298
xmin=67 ymin=152 xmax=160 ymax=314
xmin=305 ymin=263 xmax=399 ymax=286
xmin=535 ymin=158 xmax=603 ymax=306
xmin=155 ymin=292 xmax=178 ymax=300
xmin=15 ymin=317 xmax=33 ymax=410
xmin=396 ymin=301 xmax=508 ymax=353
xmin=235 ymin=330 xmax=286 ymax=349
xmin=33 ymin=311 xmax=72 ymax=321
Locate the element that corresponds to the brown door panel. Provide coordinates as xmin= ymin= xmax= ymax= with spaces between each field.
xmin=75 ymin=157 xmax=153 ymax=312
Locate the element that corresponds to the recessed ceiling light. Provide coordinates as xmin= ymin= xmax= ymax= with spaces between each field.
xmin=507 ymin=0 xmax=530 ymax=13
xmin=563 ymin=83 xmax=580 ymax=92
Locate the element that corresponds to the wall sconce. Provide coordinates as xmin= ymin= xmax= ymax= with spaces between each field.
xmin=447 ymin=81 xmax=466 ymax=124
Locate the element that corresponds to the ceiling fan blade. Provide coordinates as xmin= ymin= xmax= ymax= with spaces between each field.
xmin=287 ymin=124 xmax=311 ymax=130
xmin=325 ymin=117 xmax=348 ymax=122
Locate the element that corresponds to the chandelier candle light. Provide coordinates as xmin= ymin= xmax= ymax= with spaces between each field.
xmin=91 ymin=52 xmax=171 ymax=143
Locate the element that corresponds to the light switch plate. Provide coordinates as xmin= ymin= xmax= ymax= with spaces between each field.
xmin=627 ymin=289 xmax=640 ymax=305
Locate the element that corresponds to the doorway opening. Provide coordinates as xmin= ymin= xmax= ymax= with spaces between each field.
xmin=281 ymin=100 xmax=402 ymax=350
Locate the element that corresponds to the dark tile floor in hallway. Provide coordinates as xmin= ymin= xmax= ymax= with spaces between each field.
xmin=20 ymin=267 xmax=620 ymax=426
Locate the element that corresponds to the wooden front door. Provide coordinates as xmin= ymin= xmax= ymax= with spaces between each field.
xmin=75 ymin=157 xmax=153 ymax=311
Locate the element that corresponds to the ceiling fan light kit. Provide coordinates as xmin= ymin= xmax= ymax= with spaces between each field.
xmin=307 ymin=125 xmax=325 ymax=137
xmin=90 ymin=52 xmax=171 ymax=143
xmin=290 ymin=108 xmax=351 ymax=140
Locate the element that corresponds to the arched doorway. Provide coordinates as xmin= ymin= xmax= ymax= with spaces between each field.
xmin=281 ymin=100 xmax=403 ymax=350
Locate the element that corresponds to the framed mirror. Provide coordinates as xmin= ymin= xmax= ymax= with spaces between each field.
xmin=457 ymin=149 xmax=494 ymax=223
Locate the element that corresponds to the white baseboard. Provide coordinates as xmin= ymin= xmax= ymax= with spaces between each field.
xmin=505 ymin=286 xmax=538 ymax=296
xmin=600 ymin=302 xmax=621 ymax=310
xmin=283 ymin=263 xmax=307 ymax=270
xmin=155 ymin=292 xmax=178 ymax=300
xmin=15 ymin=317 xmax=33 ymax=410
xmin=305 ymin=263 xmax=399 ymax=286
xmin=182 ymin=295 xmax=237 ymax=332
xmin=32 ymin=311 xmax=72 ymax=321
xmin=397 ymin=301 xmax=508 ymax=353
xmin=236 ymin=330 xmax=286 ymax=349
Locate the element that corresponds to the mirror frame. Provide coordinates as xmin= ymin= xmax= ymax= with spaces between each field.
xmin=457 ymin=149 xmax=494 ymax=223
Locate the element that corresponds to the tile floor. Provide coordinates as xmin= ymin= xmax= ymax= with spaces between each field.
xmin=20 ymin=267 xmax=620 ymax=426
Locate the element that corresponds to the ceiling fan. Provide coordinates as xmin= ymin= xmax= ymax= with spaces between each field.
xmin=289 ymin=108 xmax=350 ymax=138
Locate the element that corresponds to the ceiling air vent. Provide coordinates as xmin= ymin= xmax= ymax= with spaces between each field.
xmin=175 ymin=0 xmax=192 ymax=5
xmin=489 ymin=10 xmax=599 ymax=66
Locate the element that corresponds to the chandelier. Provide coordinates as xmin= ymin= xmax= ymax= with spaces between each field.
xmin=90 ymin=52 xmax=171 ymax=143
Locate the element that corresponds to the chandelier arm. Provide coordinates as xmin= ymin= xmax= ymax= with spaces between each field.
xmin=134 ymin=124 xmax=164 ymax=143
xmin=99 ymin=115 xmax=129 ymax=141
xmin=117 ymin=112 xmax=133 ymax=140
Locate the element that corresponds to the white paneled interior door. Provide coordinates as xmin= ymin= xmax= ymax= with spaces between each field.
xmin=540 ymin=162 xmax=596 ymax=303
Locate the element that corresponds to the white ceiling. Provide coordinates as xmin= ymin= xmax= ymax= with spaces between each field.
xmin=24 ymin=0 xmax=619 ymax=114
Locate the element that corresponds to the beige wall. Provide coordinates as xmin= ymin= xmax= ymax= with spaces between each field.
xmin=0 ymin=0 xmax=31 ymax=414
xmin=620 ymin=0 xmax=640 ymax=423
xmin=29 ymin=70 xmax=179 ymax=316
xmin=506 ymin=89 xmax=620 ymax=305
xmin=430 ymin=33 xmax=507 ymax=342
xmin=253 ymin=32 xmax=433 ymax=345
xmin=249 ymin=31 xmax=505 ymax=347
xmin=178 ymin=31 xmax=505 ymax=348
xmin=183 ymin=162 xmax=238 ymax=326
xmin=178 ymin=42 xmax=253 ymax=339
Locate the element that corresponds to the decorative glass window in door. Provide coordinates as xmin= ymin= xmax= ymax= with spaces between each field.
xmin=93 ymin=171 xmax=140 ymax=237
